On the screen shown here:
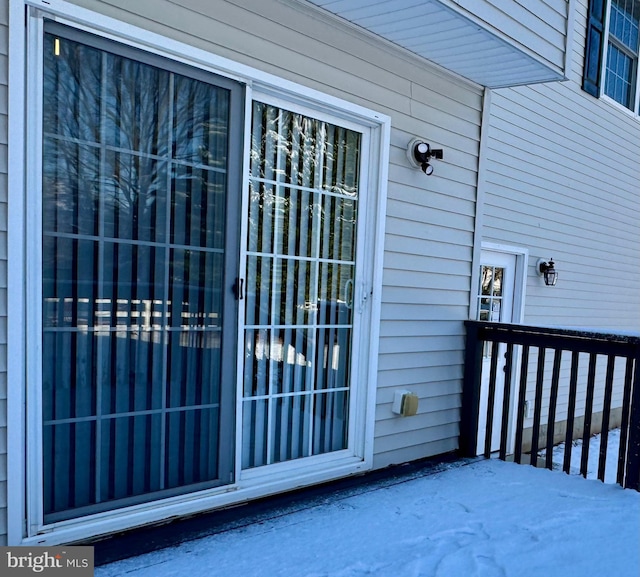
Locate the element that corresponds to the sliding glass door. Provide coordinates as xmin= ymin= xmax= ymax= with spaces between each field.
xmin=38 ymin=21 xmax=365 ymax=526
xmin=41 ymin=23 xmax=242 ymax=522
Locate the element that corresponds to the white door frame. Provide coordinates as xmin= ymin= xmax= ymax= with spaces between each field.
xmin=472 ymin=242 xmax=528 ymax=455
xmin=8 ymin=0 xmax=391 ymax=546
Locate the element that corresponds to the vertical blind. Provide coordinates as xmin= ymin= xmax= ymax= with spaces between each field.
xmin=41 ymin=29 xmax=233 ymax=520
xmin=243 ymin=102 xmax=360 ymax=468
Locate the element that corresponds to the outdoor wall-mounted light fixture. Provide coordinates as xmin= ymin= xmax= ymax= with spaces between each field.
xmin=407 ymin=137 xmax=443 ymax=175
xmin=537 ymin=258 xmax=558 ymax=286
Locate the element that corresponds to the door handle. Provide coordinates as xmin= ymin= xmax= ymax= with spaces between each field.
xmin=233 ymin=278 xmax=244 ymax=300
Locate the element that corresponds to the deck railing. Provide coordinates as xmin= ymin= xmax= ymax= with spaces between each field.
xmin=460 ymin=321 xmax=640 ymax=491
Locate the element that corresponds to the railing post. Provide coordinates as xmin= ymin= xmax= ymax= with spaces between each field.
xmin=624 ymin=355 xmax=640 ymax=491
xmin=460 ymin=321 xmax=483 ymax=457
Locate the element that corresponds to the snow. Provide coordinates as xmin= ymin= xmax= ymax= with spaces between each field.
xmin=95 ymin=458 xmax=639 ymax=577
xmin=539 ymin=428 xmax=623 ymax=484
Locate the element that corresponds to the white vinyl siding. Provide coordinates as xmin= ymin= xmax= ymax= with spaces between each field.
xmin=0 ymin=0 xmax=7 ymax=547
xmin=482 ymin=0 xmax=640 ymax=431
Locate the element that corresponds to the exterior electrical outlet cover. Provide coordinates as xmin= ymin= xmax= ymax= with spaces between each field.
xmin=392 ymin=391 xmax=419 ymax=416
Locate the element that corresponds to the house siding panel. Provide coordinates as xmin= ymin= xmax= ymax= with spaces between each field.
xmin=482 ymin=0 xmax=640 ymax=435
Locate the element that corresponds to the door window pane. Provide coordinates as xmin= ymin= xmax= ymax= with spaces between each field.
xmin=243 ymin=102 xmax=360 ymax=468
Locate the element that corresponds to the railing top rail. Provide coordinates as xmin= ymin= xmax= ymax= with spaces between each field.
xmin=465 ymin=320 xmax=640 ymax=355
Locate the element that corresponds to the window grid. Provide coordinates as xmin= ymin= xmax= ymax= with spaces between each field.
xmin=605 ymin=0 xmax=640 ymax=111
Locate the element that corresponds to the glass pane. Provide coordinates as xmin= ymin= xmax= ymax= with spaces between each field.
xmin=312 ymin=391 xmax=349 ymax=455
xmin=247 ymin=180 xmax=277 ymax=254
xmin=276 ymin=187 xmax=318 ymax=258
xmin=271 ymin=328 xmax=314 ymax=395
xmin=100 ymin=414 xmax=163 ymax=501
xmin=318 ymin=263 xmax=354 ymax=325
xmin=43 ymin=35 xmax=102 ymax=143
xmin=319 ymin=194 xmax=357 ymax=262
xmin=43 ymin=236 xmax=98 ymax=328
xmin=491 ymin=300 xmax=502 ymax=322
xmin=245 ymin=256 xmax=273 ymax=326
xmin=480 ymin=266 xmax=493 ymax=296
xmin=43 ymin=421 xmax=96 ymax=515
xmin=173 ymin=75 xmax=229 ymax=168
xmin=165 ymin=408 xmax=220 ymax=489
xmin=169 ymin=249 xmax=223 ymax=329
xmin=243 ymin=329 xmax=271 ymax=397
xmin=250 ymin=102 xmax=280 ymax=181
xmin=172 ymin=166 xmax=226 ymax=249
xmin=100 ymin=243 xmax=166 ymax=329
xmin=103 ymin=52 xmax=170 ymax=156
xmin=43 ymin=330 xmax=96 ymax=421
xmin=314 ymin=327 xmax=352 ymax=390
xmin=166 ymin=330 xmax=221 ymax=408
xmin=42 ymin=140 xmax=101 ymax=236
xmin=102 ymin=152 xmax=168 ymax=242
xmin=271 ymin=394 xmax=311 ymax=464
xmin=99 ymin=329 xmax=165 ymax=414
xmin=242 ymin=399 xmax=269 ymax=468
xmin=492 ymin=268 xmax=504 ymax=297
xmin=320 ymin=123 xmax=360 ymax=196
xmin=479 ymin=297 xmax=491 ymax=322
xmin=244 ymin=102 xmax=360 ymax=468
xmin=272 ymin=258 xmax=316 ymax=326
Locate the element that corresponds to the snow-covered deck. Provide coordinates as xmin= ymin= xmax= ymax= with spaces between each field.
xmin=95 ymin=457 xmax=639 ymax=577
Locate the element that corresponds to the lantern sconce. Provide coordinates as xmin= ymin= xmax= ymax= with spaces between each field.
xmin=406 ymin=137 xmax=444 ymax=175
xmin=537 ymin=258 xmax=558 ymax=286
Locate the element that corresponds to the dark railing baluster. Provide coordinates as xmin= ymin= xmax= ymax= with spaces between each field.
xmin=617 ymin=357 xmax=634 ymax=486
xmin=580 ymin=353 xmax=597 ymax=478
xmin=624 ymin=356 xmax=640 ymax=491
xmin=514 ymin=345 xmax=530 ymax=465
xmin=563 ymin=351 xmax=580 ymax=475
xmin=484 ymin=340 xmax=500 ymax=458
xmin=461 ymin=321 xmax=640 ymax=492
xmin=499 ymin=342 xmax=514 ymax=461
xmin=598 ymin=355 xmax=615 ymax=482
xmin=545 ymin=349 xmax=562 ymax=470
xmin=530 ymin=347 xmax=546 ymax=466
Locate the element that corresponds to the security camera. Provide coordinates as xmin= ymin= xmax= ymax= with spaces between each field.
xmin=406 ymin=137 xmax=444 ymax=175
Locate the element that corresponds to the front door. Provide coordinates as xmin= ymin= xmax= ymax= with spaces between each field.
xmin=41 ymin=23 xmax=243 ymax=522
xmin=475 ymin=250 xmax=517 ymax=454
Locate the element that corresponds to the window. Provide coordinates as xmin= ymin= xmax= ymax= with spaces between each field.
xmin=583 ymin=0 xmax=640 ymax=113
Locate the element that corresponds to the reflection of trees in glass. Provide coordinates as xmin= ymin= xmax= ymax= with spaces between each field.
xmin=248 ymin=102 xmax=360 ymax=319
xmin=43 ymin=32 xmax=230 ymax=329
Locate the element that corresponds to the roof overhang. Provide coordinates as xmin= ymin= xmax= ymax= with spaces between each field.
xmin=303 ymin=0 xmax=569 ymax=88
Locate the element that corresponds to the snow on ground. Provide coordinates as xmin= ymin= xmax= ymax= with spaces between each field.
xmin=539 ymin=428 xmax=622 ymax=483
xmin=96 ymin=458 xmax=639 ymax=577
